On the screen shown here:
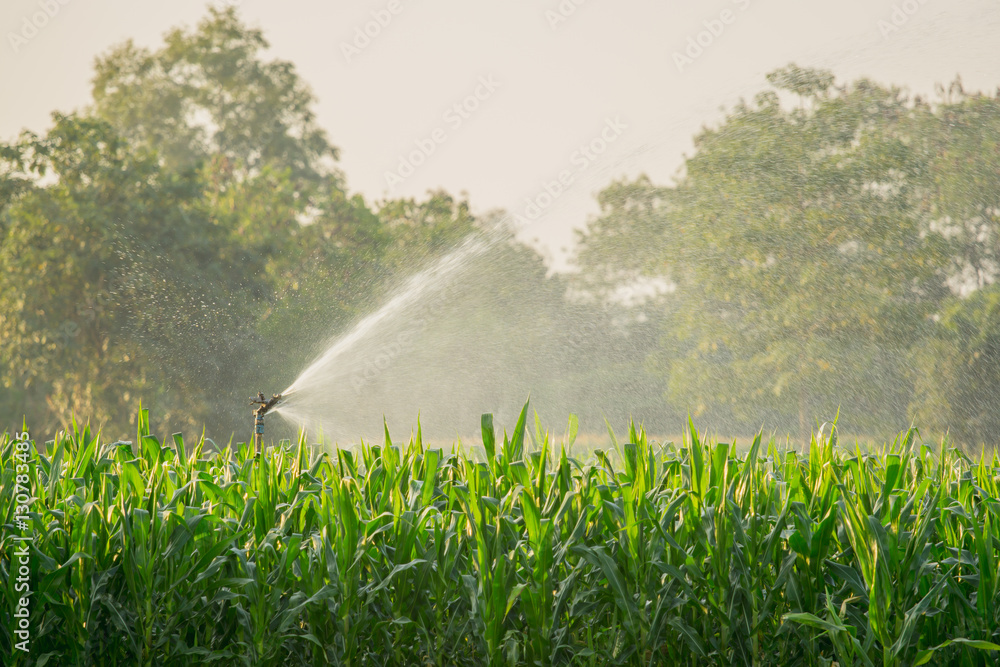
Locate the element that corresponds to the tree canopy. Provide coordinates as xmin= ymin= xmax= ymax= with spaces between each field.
xmin=575 ymin=66 xmax=1000 ymax=446
xmin=0 ymin=10 xmax=500 ymax=438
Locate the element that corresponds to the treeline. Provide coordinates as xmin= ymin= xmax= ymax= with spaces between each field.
xmin=2 ymin=8 xmax=999 ymax=447
xmin=574 ymin=65 xmax=1000 ymax=446
xmin=0 ymin=8 xmax=656 ymax=442
xmin=0 ymin=8 xmax=468 ymax=438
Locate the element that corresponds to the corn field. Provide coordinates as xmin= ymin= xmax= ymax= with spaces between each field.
xmin=2 ymin=403 xmax=1000 ymax=666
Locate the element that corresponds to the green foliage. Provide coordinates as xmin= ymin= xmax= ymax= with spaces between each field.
xmin=91 ymin=7 xmax=337 ymax=182
xmin=0 ymin=113 xmax=249 ymax=434
xmin=909 ymin=285 xmax=1000 ymax=448
xmin=575 ymin=68 xmax=1000 ymax=445
xmin=0 ymin=10 xmax=468 ymax=440
xmin=665 ymin=71 xmax=942 ymax=439
xmin=377 ymin=190 xmax=479 ymax=268
xmin=3 ymin=408 xmax=1000 ymax=665
xmin=2 ymin=8 xmax=610 ymax=443
xmin=909 ymin=79 xmax=1000 ymax=292
xmin=765 ymin=63 xmax=835 ymax=98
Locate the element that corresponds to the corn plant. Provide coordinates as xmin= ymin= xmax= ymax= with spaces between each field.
xmin=2 ymin=402 xmax=1000 ymax=665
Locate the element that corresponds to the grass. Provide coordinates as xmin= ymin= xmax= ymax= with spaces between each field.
xmin=2 ymin=402 xmax=1000 ymax=665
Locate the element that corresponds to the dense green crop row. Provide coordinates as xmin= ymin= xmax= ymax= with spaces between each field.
xmin=2 ymin=403 xmax=1000 ymax=665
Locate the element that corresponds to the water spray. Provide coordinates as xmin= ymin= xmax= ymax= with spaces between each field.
xmin=249 ymin=391 xmax=282 ymax=455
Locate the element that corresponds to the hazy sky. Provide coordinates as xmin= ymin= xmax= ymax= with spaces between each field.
xmin=2 ymin=0 xmax=998 ymax=268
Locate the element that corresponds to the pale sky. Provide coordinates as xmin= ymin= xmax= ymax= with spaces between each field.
xmin=2 ymin=0 xmax=998 ymax=269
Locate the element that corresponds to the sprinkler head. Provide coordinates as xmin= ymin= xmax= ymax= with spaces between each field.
xmin=250 ymin=391 xmax=283 ymax=417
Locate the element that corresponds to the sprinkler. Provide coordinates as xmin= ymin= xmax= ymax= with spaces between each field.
xmin=250 ymin=391 xmax=282 ymax=455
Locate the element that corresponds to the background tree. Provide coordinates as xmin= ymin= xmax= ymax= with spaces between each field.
xmin=905 ymin=83 xmax=1000 ymax=447
xmin=568 ymin=176 xmax=678 ymax=432
xmin=0 ymin=114 xmax=248 ymax=435
xmin=576 ymin=67 xmax=960 ymax=442
xmin=677 ymin=68 xmax=948 ymax=440
xmin=0 ymin=9 xmax=386 ymax=439
xmin=91 ymin=6 xmax=335 ymax=183
xmin=909 ymin=286 xmax=1000 ymax=447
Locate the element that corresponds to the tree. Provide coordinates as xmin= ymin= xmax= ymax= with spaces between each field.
xmin=0 ymin=9 xmax=388 ymax=439
xmin=577 ymin=67 xmax=951 ymax=441
xmin=91 ymin=6 xmax=337 ymax=183
xmin=911 ymin=80 xmax=1000 ymax=293
xmin=0 ymin=114 xmax=249 ymax=435
xmin=377 ymin=190 xmax=479 ymax=269
xmin=905 ymin=83 xmax=1000 ymax=448
xmin=569 ymin=176 xmax=679 ymax=431
xmin=909 ymin=286 xmax=1000 ymax=448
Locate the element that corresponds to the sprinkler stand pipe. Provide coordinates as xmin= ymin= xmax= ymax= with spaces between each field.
xmin=249 ymin=392 xmax=282 ymax=455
